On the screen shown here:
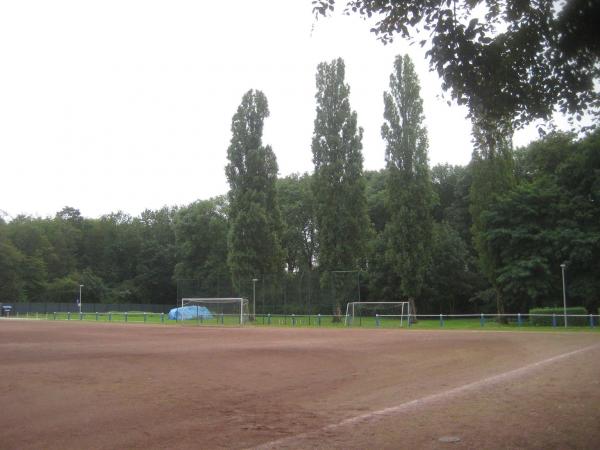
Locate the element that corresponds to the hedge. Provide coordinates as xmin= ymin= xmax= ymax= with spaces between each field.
xmin=529 ymin=307 xmax=588 ymax=326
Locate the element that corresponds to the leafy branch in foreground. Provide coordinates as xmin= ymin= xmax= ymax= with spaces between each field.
xmin=313 ymin=0 xmax=599 ymax=130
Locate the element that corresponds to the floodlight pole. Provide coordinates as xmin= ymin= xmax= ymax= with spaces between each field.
xmin=79 ymin=284 xmax=84 ymax=314
xmin=252 ymin=278 xmax=259 ymax=321
xmin=560 ymin=263 xmax=567 ymax=328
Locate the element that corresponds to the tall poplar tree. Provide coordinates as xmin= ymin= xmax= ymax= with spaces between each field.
xmin=381 ymin=54 xmax=433 ymax=313
xmin=225 ymin=90 xmax=284 ymax=287
xmin=469 ymin=119 xmax=515 ymax=317
xmin=311 ymin=58 xmax=369 ymax=311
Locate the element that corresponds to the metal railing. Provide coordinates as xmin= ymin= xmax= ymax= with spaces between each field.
xmin=3 ymin=311 xmax=599 ymax=329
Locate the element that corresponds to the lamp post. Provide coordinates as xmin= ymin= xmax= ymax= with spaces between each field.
xmin=252 ymin=278 xmax=259 ymax=321
xmin=560 ymin=263 xmax=567 ymax=328
xmin=79 ymin=284 xmax=84 ymax=314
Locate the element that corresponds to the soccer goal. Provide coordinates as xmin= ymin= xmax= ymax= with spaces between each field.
xmin=179 ymin=298 xmax=250 ymax=325
xmin=345 ymin=301 xmax=410 ymax=327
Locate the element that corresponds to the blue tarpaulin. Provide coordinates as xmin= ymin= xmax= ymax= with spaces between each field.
xmin=168 ymin=305 xmax=213 ymax=320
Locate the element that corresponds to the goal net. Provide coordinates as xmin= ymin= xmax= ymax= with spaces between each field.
xmin=177 ymin=298 xmax=249 ymax=325
xmin=345 ymin=301 xmax=410 ymax=327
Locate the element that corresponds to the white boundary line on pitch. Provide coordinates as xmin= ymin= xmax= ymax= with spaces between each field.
xmin=252 ymin=343 xmax=600 ymax=450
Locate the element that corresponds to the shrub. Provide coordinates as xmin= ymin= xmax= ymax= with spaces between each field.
xmin=529 ymin=307 xmax=588 ymax=326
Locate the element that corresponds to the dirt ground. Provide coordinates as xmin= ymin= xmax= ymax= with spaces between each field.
xmin=0 ymin=320 xmax=598 ymax=450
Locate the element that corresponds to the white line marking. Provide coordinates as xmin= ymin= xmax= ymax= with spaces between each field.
xmin=252 ymin=343 xmax=600 ymax=449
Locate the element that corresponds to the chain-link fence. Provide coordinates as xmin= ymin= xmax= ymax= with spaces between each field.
xmin=177 ymin=270 xmax=363 ymax=316
xmin=8 ymin=302 xmax=172 ymax=314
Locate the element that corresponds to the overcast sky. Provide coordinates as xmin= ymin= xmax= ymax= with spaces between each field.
xmin=0 ymin=0 xmax=541 ymax=220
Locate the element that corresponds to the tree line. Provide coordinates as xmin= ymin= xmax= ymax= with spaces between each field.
xmin=1 ymin=54 xmax=598 ymax=315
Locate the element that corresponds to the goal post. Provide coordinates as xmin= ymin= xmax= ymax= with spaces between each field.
xmin=179 ymin=298 xmax=249 ymax=325
xmin=345 ymin=301 xmax=410 ymax=327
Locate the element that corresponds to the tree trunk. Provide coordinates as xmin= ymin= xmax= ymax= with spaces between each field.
xmin=408 ymin=297 xmax=418 ymax=324
xmin=495 ymin=287 xmax=508 ymax=324
xmin=332 ymin=302 xmax=342 ymax=323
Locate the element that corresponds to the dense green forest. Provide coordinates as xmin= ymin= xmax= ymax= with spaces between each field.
xmin=1 ymin=55 xmax=599 ymax=315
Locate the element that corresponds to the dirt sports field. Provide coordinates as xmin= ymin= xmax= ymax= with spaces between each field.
xmin=0 ymin=320 xmax=599 ymax=450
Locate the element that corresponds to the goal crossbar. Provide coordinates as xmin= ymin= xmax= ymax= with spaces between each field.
xmin=181 ymin=297 xmax=247 ymax=303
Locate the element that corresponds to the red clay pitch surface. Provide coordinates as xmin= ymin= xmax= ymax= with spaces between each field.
xmin=0 ymin=320 xmax=599 ymax=449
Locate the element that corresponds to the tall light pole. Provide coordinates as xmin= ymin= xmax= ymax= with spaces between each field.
xmin=79 ymin=284 xmax=84 ymax=314
xmin=252 ymin=278 xmax=259 ymax=320
xmin=560 ymin=263 xmax=567 ymax=328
